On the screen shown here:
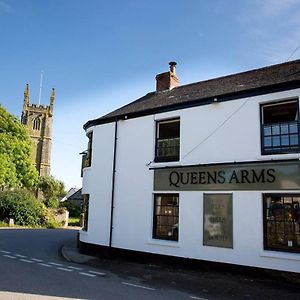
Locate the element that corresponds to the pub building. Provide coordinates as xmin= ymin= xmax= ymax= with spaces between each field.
xmin=80 ymin=60 xmax=300 ymax=273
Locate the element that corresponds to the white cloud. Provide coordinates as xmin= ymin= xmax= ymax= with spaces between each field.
xmin=236 ymin=0 xmax=300 ymax=64
xmin=0 ymin=1 xmax=12 ymax=13
xmin=260 ymin=0 xmax=299 ymax=16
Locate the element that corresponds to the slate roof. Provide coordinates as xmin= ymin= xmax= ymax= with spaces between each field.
xmin=84 ymin=59 xmax=300 ymax=129
xmin=68 ymin=188 xmax=83 ymax=201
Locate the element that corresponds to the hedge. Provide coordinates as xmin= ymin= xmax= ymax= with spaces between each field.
xmin=0 ymin=189 xmax=58 ymax=227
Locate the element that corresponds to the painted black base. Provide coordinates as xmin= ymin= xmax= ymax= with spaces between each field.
xmin=78 ymin=240 xmax=300 ymax=281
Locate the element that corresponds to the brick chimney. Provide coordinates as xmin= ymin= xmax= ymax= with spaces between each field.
xmin=156 ymin=62 xmax=180 ymax=92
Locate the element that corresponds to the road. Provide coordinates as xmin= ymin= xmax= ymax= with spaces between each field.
xmin=0 ymin=229 xmax=196 ymax=300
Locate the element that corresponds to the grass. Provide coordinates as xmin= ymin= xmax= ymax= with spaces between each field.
xmin=68 ymin=217 xmax=81 ymax=227
xmin=0 ymin=220 xmax=8 ymax=227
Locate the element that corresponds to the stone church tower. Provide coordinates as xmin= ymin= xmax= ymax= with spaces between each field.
xmin=21 ymin=84 xmax=54 ymax=177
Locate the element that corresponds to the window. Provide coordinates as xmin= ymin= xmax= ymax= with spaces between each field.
xmin=33 ymin=117 xmax=41 ymax=130
xmin=261 ymin=100 xmax=299 ymax=154
xmin=263 ymin=194 xmax=300 ymax=252
xmin=153 ymin=194 xmax=179 ymax=241
xmin=82 ymin=194 xmax=89 ymax=231
xmin=155 ymin=118 xmax=180 ymax=162
xmin=83 ymin=132 xmax=93 ymax=168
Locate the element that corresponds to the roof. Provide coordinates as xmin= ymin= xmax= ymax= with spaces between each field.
xmin=84 ymin=59 xmax=300 ymax=129
xmin=68 ymin=188 xmax=83 ymax=201
xmin=61 ymin=187 xmax=80 ymax=202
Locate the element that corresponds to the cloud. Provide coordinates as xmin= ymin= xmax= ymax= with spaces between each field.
xmin=236 ymin=0 xmax=300 ymax=64
xmin=0 ymin=1 xmax=12 ymax=13
xmin=260 ymin=0 xmax=299 ymax=16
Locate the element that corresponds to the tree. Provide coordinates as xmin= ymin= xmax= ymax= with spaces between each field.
xmin=38 ymin=175 xmax=66 ymax=200
xmin=0 ymin=105 xmax=39 ymax=189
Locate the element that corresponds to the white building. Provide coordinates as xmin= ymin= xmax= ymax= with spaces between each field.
xmin=80 ymin=60 xmax=300 ymax=273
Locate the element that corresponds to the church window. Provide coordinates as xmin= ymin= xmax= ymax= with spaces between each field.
xmin=33 ymin=117 xmax=41 ymax=130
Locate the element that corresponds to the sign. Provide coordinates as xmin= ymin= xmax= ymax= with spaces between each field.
xmin=203 ymin=194 xmax=233 ymax=248
xmin=153 ymin=160 xmax=300 ymax=191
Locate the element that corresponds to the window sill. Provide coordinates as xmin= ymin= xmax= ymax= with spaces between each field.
xmin=149 ymin=161 xmax=182 ymax=168
xmin=260 ymin=250 xmax=300 ymax=261
xmin=258 ymin=153 xmax=300 ymax=160
xmin=82 ymin=166 xmax=92 ymax=174
xmin=147 ymin=239 xmax=180 ymax=248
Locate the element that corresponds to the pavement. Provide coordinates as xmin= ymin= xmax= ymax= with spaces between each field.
xmin=61 ymin=240 xmax=95 ymax=264
xmin=60 ymin=234 xmax=300 ymax=300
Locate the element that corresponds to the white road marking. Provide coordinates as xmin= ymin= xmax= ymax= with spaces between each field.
xmin=48 ymin=262 xmax=64 ymax=266
xmin=79 ymin=272 xmax=97 ymax=277
xmin=20 ymin=259 xmax=33 ymax=263
xmin=38 ymin=263 xmax=52 ymax=268
xmin=190 ymin=296 xmax=208 ymax=300
xmin=67 ymin=266 xmax=82 ymax=270
xmin=122 ymin=282 xmax=155 ymax=291
xmin=15 ymin=254 xmax=27 ymax=258
xmin=88 ymin=270 xmax=106 ymax=276
xmin=57 ymin=267 xmax=73 ymax=272
xmin=3 ymin=255 xmax=16 ymax=259
xmin=31 ymin=258 xmax=43 ymax=262
xmin=0 ymin=251 xmax=11 ymax=254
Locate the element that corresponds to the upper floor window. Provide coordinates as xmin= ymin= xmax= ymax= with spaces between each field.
xmin=155 ymin=118 xmax=180 ymax=162
xmin=261 ymin=100 xmax=299 ymax=155
xmin=82 ymin=132 xmax=93 ymax=168
xmin=33 ymin=117 xmax=41 ymax=130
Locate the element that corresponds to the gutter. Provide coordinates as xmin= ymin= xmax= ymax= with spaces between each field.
xmin=109 ymin=118 xmax=118 ymax=250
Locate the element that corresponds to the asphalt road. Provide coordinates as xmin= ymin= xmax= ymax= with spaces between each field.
xmin=0 ymin=229 xmax=195 ymax=300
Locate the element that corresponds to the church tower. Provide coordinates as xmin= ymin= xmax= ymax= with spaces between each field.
xmin=21 ymin=84 xmax=54 ymax=177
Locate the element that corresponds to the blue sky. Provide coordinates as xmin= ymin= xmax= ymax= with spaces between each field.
xmin=0 ymin=0 xmax=300 ymax=189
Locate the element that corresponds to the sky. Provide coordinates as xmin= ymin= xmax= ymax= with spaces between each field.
xmin=0 ymin=0 xmax=300 ymax=190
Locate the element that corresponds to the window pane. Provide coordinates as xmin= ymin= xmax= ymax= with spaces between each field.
xmin=264 ymin=126 xmax=271 ymax=136
xmin=280 ymin=124 xmax=289 ymax=134
xmin=158 ymin=120 xmax=180 ymax=139
xmin=289 ymin=123 xmax=298 ymax=133
xmin=264 ymin=137 xmax=272 ymax=147
xmin=290 ymin=134 xmax=298 ymax=145
xmin=272 ymin=124 xmax=280 ymax=135
xmin=281 ymin=135 xmax=289 ymax=146
xmin=263 ymin=101 xmax=298 ymax=124
xmin=272 ymin=136 xmax=280 ymax=147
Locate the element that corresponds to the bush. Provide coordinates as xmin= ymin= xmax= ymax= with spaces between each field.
xmin=0 ymin=189 xmax=59 ymax=228
xmin=38 ymin=176 xmax=66 ymax=200
xmin=45 ymin=197 xmax=60 ymax=209
xmin=60 ymin=201 xmax=82 ymax=217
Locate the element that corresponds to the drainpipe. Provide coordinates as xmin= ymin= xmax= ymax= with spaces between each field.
xmin=109 ymin=118 xmax=118 ymax=254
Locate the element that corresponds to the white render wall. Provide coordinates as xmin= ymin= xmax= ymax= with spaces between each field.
xmin=81 ymin=123 xmax=115 ymax=246
xmin=80 ymin=88 xmax=300 ymax=273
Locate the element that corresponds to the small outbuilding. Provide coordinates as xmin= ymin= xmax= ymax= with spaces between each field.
xmin=61 ymin=188 xmax=84 ymax=208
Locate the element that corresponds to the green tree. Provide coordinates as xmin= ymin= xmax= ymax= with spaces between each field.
xmin=38 ymin=175 xmax=66 ymax=200
xmin=0 ymin=105 xmax=38 ymax=189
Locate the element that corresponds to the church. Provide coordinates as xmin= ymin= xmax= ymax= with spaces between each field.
xmin=21 ymin=84 xmax=54 ymax=177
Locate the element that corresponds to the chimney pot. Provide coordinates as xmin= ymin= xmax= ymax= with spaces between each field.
xmin=169 ymin=61 xmax=177 ymax=74
xmin=156 ymin=62 xmax=180 ymax=92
